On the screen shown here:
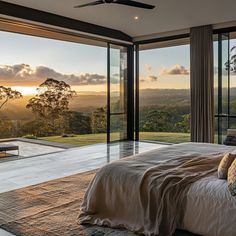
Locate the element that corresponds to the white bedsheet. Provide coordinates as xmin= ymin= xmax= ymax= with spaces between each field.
xmin=180 ymin=143 xmax=236 ymax=236
xmin=183 ymin=175 xmax=236 ymax=236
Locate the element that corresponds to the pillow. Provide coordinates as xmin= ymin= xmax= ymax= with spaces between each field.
xmin=218 ymin=153 xmax=236 ymax=179
xmin=228 ymin=159 xmax=236 ymax=196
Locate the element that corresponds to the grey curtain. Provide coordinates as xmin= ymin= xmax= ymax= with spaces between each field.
xmin=190 ymin=25 xmax=214 ymax=143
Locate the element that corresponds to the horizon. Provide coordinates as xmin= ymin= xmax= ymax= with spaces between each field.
xmin=4 ymin=85 xmax=236 ymax=96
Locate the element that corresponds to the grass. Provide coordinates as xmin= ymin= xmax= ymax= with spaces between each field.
xmin=41 ymin=133 xmax=108 ymax=146
xmin=139 ymin=132 xmax=190 ymax=143
xmin=40 ymin=132 xmax=190 ymax=147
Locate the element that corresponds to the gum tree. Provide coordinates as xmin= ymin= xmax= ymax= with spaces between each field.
xmin=0 ymin=86 xmax=22 ymax=110
xmin=26 ymin=78 xmax=76 ymax=135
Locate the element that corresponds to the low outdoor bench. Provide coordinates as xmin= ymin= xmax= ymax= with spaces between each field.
xmin=0 ymin=144 xmax=19 ymax=157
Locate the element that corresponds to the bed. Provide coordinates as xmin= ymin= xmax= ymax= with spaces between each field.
xmin=79 ymin=143 xmax=236 ymax=236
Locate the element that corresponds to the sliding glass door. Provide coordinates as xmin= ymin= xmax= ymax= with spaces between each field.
xmin=215 ymin=33 xmax=230 ymax=143
xmin=107 ymin=44 xmax=128 ymax=142
xmin=214 ymin=32 xmax=236 ymax=144
xmin=0 ymin=28 xmax=131 ymax=146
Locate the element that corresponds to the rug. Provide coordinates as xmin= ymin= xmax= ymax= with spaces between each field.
xmin=0 ymin=170 xmax=200 ymax=236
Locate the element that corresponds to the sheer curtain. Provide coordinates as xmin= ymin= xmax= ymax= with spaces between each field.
xmin=190 ymin=25 xmax=214 ymax=143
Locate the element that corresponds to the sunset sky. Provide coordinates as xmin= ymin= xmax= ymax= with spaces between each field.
xmin=0 ymin=30 xmax=235 ymax=95
xmin=0 ymin=30 xmax=108 ymax=94
xmin=0 ymin=30 xmax=192 ymax=95
xmin=139 ymin=44 xmax=190 ymax=89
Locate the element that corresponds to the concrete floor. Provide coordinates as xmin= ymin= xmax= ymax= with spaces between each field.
xmin=0 ymin=141 xmax=165 ymax=236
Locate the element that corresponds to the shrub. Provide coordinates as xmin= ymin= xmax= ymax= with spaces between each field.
xmin=22 ymin=134 xmax=37 ymax=139
xmin=61 ymin=134 xmax=76 ymax=138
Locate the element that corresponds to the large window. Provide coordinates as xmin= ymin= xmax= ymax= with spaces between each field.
xmin=138 ymin=39 xmax=190 ymax=143
xmin=0 ymin=29 xmax=129 ymax=147
xmin=215 ymin=32 xmax=236 ymax=143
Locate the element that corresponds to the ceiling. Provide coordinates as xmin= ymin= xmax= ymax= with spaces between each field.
xmin=2 ymin=0 xmax=236 ymax=38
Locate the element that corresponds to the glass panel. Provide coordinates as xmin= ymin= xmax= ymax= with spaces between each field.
xmin=230 ymin=36 xmax=236 ymax=115
xmin=214 ymin=117 xmax=218 ymax=144
xmin=229 ymin=117 xmax=236 ymax=129
xmin=139 ymin=41 xmax=190 ymax=144
xmin=109 ymin=44 xmax=128 ymax=142
xmin=222 ymin=34 xmax=229 ymax=116
xmin=213 ymin=35 xmax=219 ymax=115
xmin=215 ymin=33 xmax=229 ymax=144
xmin=220 ymin=117 xmax=228 ymax=143
xmin=110 ymin=114 xmax=127 ymax=142
xmin=110 ymin=45 xmax=127 ymax=114
xmin=223 ymin=117 xmax=236 ymax=145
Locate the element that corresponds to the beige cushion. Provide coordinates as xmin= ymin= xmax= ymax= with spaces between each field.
xmin=218 ymin=153 xmax=236 ymax=179
xmin=228 ymin=159 xmax=236 ymax=196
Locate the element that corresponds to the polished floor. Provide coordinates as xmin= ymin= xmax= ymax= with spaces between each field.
xmin=0 ymin=141 xmax=165 ymax=236
xmin=0 ymin=141 xmax=165 ymax=194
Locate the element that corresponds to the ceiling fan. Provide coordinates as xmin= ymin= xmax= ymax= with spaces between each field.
xmin=74 ymin=0 xmax=155 ymax=9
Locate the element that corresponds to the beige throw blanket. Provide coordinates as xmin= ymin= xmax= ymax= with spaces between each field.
xmin=78 ymin=143 xmax=227 ymax=236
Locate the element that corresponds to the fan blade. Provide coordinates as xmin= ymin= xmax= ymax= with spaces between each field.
xmin=74 ymin=0 xmax=104 ymax=8
xmin=114 ymin=0 xmax=155 ymax=9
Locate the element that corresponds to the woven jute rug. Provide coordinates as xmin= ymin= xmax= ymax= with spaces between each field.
xmin=0 ymin=170 xmax=199 ymax=236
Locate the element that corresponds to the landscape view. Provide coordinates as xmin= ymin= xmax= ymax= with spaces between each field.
xmin=1 ymin=30 xmax=236 ymax=146
xmin=0 ymin=31 xmax=109 ymax=146
xmin=139 ymin=43 xmax=191 ymax=143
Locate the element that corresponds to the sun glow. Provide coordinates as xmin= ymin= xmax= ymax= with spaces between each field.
xmin=10 ymin=85 xmax=107 ymax=96
xmin=11 ymin=86 xmax=38 ymax=95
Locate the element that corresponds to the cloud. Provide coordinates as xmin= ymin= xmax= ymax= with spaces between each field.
xmin=148 ymin=75 xmax=158 ymax=81
xmin=145 ymin=64 xmax=153 ymax=72
xmin=160 ymin=64 xmax=189 ymax=75
xmin=139 ymin=75 xmax=158 ymax=83
xmin=0 ymin=64 xmax=32 ymax=78
xmin=0 ymin=64 xmax=108 ymax=86
xmin=142 ymin=64 xmax=159 ymax=82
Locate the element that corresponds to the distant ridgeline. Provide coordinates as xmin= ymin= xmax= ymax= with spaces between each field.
xmin=2 ymin=87 xmax=235 ymax=120
xmin=0 ymin=87 xmax=235 ymax=139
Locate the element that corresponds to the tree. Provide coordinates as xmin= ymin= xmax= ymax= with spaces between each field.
xmin=91 ymin=107 xmax=107 ymax=133
xmin=20 ymin=119 xmax=48 ymax=137
xmin=175 ymin=114 xmax=190 ymax=133
xmin=0 ymin=86 xmax=22 ymax=110
xmin=0 ymin=120 xmax=15 ymax=138
xmin=226 ymin=46 xmax=236 ymax=73
xmin=65 ymin=111 xmax=92 ymax=134
xmin=140 ymin=109 xmax=176 ymax=132
xmin=26 ymin=78 xmax=76 ymax=134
